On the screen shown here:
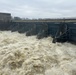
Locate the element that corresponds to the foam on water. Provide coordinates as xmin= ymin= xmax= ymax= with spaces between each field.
xmin=0 ymin=31 xmax=76 ymax=75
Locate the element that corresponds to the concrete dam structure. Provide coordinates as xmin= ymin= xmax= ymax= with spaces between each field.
xmin=1 ymin=13 xmax=76 ymax=75
xmin=0 ymin=12 xmax=76 ymax=43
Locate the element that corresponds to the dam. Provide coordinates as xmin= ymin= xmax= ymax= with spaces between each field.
xmin=0 ymin=13 xmax=76 ymax=75
xmin=0 ymin=13 xmax=76 ymax=43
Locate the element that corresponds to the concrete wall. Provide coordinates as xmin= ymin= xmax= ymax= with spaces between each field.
xmin=0 ymin=21 xmax=76 ymax=42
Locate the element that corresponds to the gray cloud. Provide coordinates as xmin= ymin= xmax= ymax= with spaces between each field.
xmin=0 ymin=0 xmax=76 ymax=18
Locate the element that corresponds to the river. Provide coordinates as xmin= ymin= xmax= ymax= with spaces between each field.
xmin=0 ymin=31 xmax=76 ymax=75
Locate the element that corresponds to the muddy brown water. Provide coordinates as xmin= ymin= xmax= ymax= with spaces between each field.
xmin=0 ymin=31 xmax=76 ymax=75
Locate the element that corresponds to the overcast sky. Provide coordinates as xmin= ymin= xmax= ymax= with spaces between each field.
xmin=0 ymin=0 xmax=76 ymax=18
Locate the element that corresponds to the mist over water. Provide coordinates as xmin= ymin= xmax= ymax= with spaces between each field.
xmin=0 ymin=31 xmax=76 ymax=75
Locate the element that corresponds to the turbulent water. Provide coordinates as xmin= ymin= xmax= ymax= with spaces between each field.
xmin=0 ymin=31 xmax=76 ymax=75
